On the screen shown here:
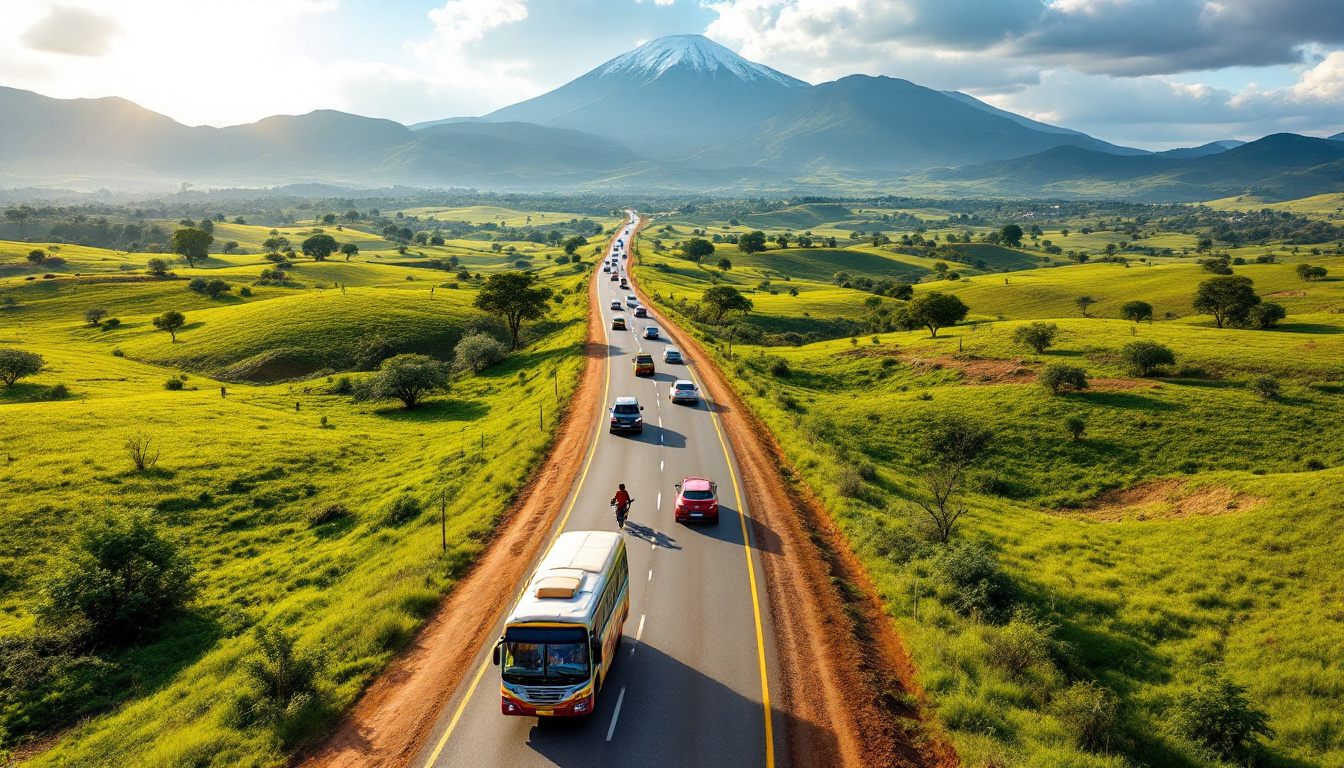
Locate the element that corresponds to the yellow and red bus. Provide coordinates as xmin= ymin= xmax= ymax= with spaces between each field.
xmin=492 ymin=530 xmax=630 ymax=716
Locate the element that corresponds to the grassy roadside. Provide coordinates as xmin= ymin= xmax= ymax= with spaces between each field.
xmin=0 ymin=217 xmax=610 ymax=765
xmin=632 ymin=222 xmax=1344 ymax=767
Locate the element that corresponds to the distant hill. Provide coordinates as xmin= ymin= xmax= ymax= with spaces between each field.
xmin=1156 ymin=140 xmax=1245 ymax=159
xmin=928 ymin=133 xmax=1344 ymax=201
xmin=1331 ymin=132 xmax=1344 ymax=141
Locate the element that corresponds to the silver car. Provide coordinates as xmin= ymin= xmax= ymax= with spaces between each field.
xmin=663 ymin=347 xmax=683 ymax=363
xmin=670 ymin=380 xmax=699 ymax=405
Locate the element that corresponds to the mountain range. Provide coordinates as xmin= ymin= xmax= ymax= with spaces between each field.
xmin=2 ymin=34 xmax=1342 ymax=200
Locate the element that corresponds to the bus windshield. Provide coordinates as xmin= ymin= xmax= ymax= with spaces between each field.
xmin=502 ymin=626 xmax=590 ymax=686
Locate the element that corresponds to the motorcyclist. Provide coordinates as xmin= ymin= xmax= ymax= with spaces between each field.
xmin=611 ymin=484 xmax=632 ymax=530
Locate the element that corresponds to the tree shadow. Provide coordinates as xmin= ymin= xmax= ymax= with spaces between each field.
xmin=1275 ymin=322 xmax=1344 ymax=334
xmin=1074 ymin=391 xmax=1182 ymax=411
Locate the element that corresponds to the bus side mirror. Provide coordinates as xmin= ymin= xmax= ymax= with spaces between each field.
xmin=492 ymin=639 xmax=503 ymax=666
xmin=590 ymin=635 xmax=602 ymax=665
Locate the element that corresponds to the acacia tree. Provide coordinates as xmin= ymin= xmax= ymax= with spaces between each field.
xmin=700 ymin=285 xmax=753 ymax=324
xmin=1012 ymin=321 xmax=1058 ymax=353
xmin=914 ymin=414 xmax=992 ymax=543
xmin=1075 ymin=295 xmax=1097 ymax=317
xmin=302 ymin=234 xmax=338 ymax=261
xmin=896 ymin=292 xmax=969 ymax=337
xmin=359 ymin=354 xmax=450 ymax=409
xmin=341 ymin=243 xmax=359 ymax=261
xmin=738 ymin=230 xmax=768 ymax=254
xmin=0 ymin=348 xmax=44 ymax=386
xmin=153 ymin=310 xmax=186 ymax=342
xmin=171 ymin=227 xmax=214 ymax=268
xmin=1193 ymin=275 xmax=1259 ymax=328
xmin=681 ymin=237 xmax=715 ymax=262
xmin=1120 ymin=300 xmax=1153 ymax=323
xmin=473 ymin=271 xmax=553 ymax=349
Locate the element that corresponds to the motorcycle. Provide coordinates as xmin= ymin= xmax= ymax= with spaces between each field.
xmin=610 ymin=497 xmax=633 ymax=531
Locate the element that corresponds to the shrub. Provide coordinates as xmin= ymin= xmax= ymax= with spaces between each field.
xmin=837 ymin=467 xmax=863 ymax=497
xmin=769 ymin=357 xmax=791 ymax=377
xmin=1249 ymin=376 xmax=1280 ymax=399
xmin=38 ymin=510 xmax=196 ymax=643
xmin=934 ymin=541 xmax=1013 ymax=619
xmin=111 ymin=348 xmax=125 ymax=357
xmin=1012 ymin=322 xmax=1058 ymax=353
xmin=101 ymin=317 xmax=121 ymax=330
xmin=1064 ymin=416 xmax=1086 ymax=440
xmin=125 ymin=433 xmax=159 ymax=473
xmin=330 ymin=375 xmax=353 ymax=395
xmin=1053 ymin=681 xmax=1118 ymax=752
xmin=356 ymin=354 xmax=450 ymax=409
xmin=381 ymin=494 xmax=422 ymax=526
xmin=236 ymin=625 xmax=325 ymax=729
xmin=164 ymin=377 xmax=185 ymax=391
xmin=47 ymin=383 xmax=69 ymax=400
xmin=453 ymin=332 xmax=509 ymax=374
xmin=1039 ymin=363 xmax=1088 ymax=395
xmin=0 ymin=348 xmax=45 ymax=386
xmin=1119 ymin=300 xmax=1153 ymax=322
xmin=145 ymin=257 xmax=169 ymax=274
xmin=239 ymin=286 xmax=253 ymax=297
xmin=1168 ymin=670 xmax=1273 ymax=762
xmin=984 ymin=612 xmax=1053 ymax=678
xmin=187 ymin=276 xmax=207 ymax=293
xmin=1120 ymin=340 xmax=1175 ymax=377
xmin=306 ymin=503 xmax=349 ymax=526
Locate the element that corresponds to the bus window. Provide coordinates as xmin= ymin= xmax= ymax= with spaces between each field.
xmin=502 ymin=626 xmax=590 ymax=685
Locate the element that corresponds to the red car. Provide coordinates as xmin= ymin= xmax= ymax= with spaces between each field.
xmin=674 ymin=478 xmax=719 ymax=524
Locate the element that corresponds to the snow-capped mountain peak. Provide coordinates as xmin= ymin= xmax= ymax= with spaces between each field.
xmin=594 ymin=35 xmax=809 ymax=88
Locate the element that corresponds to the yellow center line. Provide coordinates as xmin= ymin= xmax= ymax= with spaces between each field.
xmin=421 ymin=232 xmax=617 ymax=768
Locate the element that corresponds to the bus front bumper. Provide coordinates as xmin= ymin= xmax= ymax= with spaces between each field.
xmin=501 ymin=688 xmax=595 ymax=717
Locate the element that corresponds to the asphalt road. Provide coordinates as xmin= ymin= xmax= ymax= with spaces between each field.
xmin=414 ymin=213 xmax=784 ymax=768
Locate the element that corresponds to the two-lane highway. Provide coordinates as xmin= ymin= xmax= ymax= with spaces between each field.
xmin=414 ymin=213 xmax=784 ymax=767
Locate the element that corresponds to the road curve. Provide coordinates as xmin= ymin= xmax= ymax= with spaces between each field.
xmin=413 ymin=213 xmax=785 ymax=768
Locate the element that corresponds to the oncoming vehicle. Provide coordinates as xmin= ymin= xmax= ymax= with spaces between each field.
xmin=493 ymin=531 xmax=630 ymax=717
xmin=611 ymin=316 xmax=626 ymax=331
xmin=669 ymin=379 xmax=698 ymax=405
xmin=663 ymin=347 xmax=683 ymax=364
xmin=633 ymin=307 xmax=648 ymax=318
xmin=633 ymin=353 xmax=655 ymax=377
xmin=643 ymin=326 xmax=660 ymax=340
xmin=674 ymin=479 xmax=719 ymax=524
xmin=609 ymin=396 xmax=643 ymax=432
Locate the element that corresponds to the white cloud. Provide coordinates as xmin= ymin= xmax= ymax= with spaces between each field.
xmin=20 ymin=5 xmax=119 ymax=57
xmin=426 ymin=0 xmax=528 ymax=45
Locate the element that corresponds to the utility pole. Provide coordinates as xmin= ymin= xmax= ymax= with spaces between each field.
xmin=440 ymin=491 xmax=447 ymax=552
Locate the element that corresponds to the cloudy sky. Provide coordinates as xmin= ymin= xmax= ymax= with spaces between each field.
xmin=1 ymin=0 xmax=1341 ymax=149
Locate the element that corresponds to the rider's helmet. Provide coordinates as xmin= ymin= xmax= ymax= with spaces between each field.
xmin=618 ymin=483 xmax=626 ymax=491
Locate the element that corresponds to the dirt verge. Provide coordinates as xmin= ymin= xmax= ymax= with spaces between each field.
xmin=630 ymin=259 xmax=956 ymax=768
xmin=297 ymin=230 xmax=617 ymax=768
xmin=1058 ymin=478 xmax=1265 ymax=522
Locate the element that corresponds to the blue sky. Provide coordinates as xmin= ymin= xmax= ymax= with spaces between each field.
xmin=1 ymin=0 xmax=1341 ymax=150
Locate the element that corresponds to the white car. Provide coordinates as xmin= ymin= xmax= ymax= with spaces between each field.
xmin=626 ymin=294 xmax=638 ymax=305
xmin=669 ymin=380 xmax=699 ymax=405
xmin=663 ymin=347 xmax=683 ymax=364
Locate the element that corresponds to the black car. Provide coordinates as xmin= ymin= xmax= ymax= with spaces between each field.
xmin=609 ymin=397 xmax=644 ymax=433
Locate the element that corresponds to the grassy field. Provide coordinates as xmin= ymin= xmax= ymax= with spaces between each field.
xmin=0 ymin=216 xmax=600 ymax=765
xmin=634 ymin=220 xmax=1344 ymax=767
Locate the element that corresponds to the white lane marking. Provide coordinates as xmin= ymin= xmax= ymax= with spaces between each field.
xmin=636 ymin=614 xmax=646 ymax=641
xmin=656 ymin=491 xmax=661 ymax=510
xmin=648 ymin=569 xmax=653 ymax=581
xmin=660 ymin=460 xmax=664 ymax=472
xmin=606 ymin=687 xmax=626 ymax=742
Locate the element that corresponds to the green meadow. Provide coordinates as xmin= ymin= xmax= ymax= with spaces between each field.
xmin=634 ymin=206 xmax=1344 ymax=767
xmin=0 ymin=210 xmax=617 ymax=765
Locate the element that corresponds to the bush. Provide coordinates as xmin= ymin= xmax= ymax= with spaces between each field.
xmin=47 ymin=383 xmax=69 ymax=400
xmin=984 ymin=612 xmax=1053 ymax=678
xmin=236 ymin=625 xmax=325 ymax=731
xmin=453 ymin=332 xmax=509 ymax=374
xmin=101 ymin=317 xmax=121 ymax=330
xmin=330 ymin=375 xmax=353 ymax=395
xmin=381 ymin=494 xmax=422 ymax=526
xmin=306 ymin=503 xmax=349 ymax=526
xmin=769 ymin=357 xmax=791 ymax=377
xmin=1053 ymin=681 xmax=1118 ymax=752
xmin=1039 ymin=363 xmax=1088 ymax=395
xmin=1249 ymin=301 xmax=1285 ymax=329
xmin=1168 ymin=670 xmax=1273 ymax=762
xmin=1012 ymin=322 xmax=1058 ymax=353
xmin=1120 ymin=340 xmax=1176 ymax=377
xmin=934 ymin=541 xmax=1013 ymax=619
xmin=239 ymin=286 xmax=253 ymax=297
xmin=38 ymin=510 xmax=196 ymax=643
xmin=837 ymin=467 xmax=863 ymax=497
xmin=1064 ymin=416 xmax=1086 ymax=440
xmin=164 ymin=377 xmax=185 ymax=391
xmin=111 ymin=348 xmax=124 ymax=357
xmin=356 ymin=354 xmax=450 ymax=409
xmin=1249 ymin=376 xmax=1280 ymax=399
